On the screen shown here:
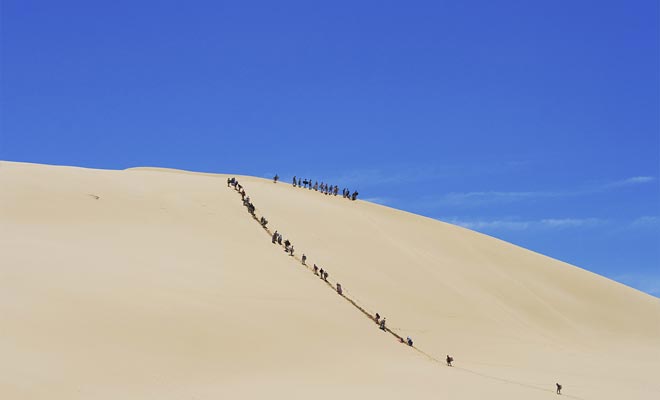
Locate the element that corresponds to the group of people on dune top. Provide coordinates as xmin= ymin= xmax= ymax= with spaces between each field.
xmin=273 ymin=174 xmax=359 ymax=201
xmin=228 ymin=176 xmax=564 ymax=396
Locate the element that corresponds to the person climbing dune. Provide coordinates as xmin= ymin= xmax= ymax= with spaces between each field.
xmin=379 ymin=318 xmax=386 ymax=330
xmin=336 ymin=283 xmax=342 ymax=295
xmin=301 ymin=254 xmax=307 ymax=265
xmin=556 ymin=383 xmax=562 ymax=395
xmin=446 ymin=355 xmax=453 ymax=367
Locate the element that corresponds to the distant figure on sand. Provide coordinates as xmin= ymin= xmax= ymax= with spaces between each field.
xmin=314 ymin=264 xmax=319 ymax=275
xmin=272 ymin=231 xmax=278 ymax=243
xmin=319 ymin=268 xmax=324 ymax=278
xmin=289 ymin=246 xmax=294 ymax=256
xmin=273 ymin=174 xmax=279 ymax=183
xmin=379 ymin=318 xmax=386 ymax=330
xmin=293 ymin=176 xmax=297 ymax=187
xmin=407 ymin=337 xmax=413 ymax=346
xmin=336 ymin=283 xmax=342 ymax=295
xmin=556 ymin=383 xmax=562 ymax=395
xmin=323 ymin=271 xmax=328 ymax=281
xmin=446 ymin=355 xmax=453 ymax=367
xmin=375 ymin=313 xmax=380 ymax=324
xmin=302 ymin=254 xmax=307 ymax=265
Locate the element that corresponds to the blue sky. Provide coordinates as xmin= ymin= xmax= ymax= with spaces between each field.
xmin=2 ymin=1 xmax=658 ymax=295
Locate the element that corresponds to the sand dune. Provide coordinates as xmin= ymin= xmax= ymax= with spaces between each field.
xmin=1 ymin=161 xmax=658 ymax=399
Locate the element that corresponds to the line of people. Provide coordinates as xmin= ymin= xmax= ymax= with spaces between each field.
xmin=226 ymin=178 xmax=564 ymax=396
xmin=228 ymin=177 xmax=256 ymax=216
xmin=274 ymin=174 xmax=359 ymax=201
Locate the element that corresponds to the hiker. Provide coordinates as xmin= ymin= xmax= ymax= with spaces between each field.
xmin=314 ymin=182 xmax=318 ymax=191
xmin=323 ymin=271 xmax=328 ymax=281
xmin=301 ymin=254 xmax=307 ymax=265
xmin=298 ymin=178 xmax=302 ymax=187
xmin=293 ymin=176 xmax=297 ymax=187
xmin=303 ymin=179 xmax=308 ymax=188
xmin=289 ymin=246 xmax=294 ymax=256
xmin=273 ymin=174 xmax=279 ymax=183
xmin=406 ymin=337 xmax=413 ymax=347
xmin=446 ymin=355 xmax=453 ymax=367
xmin=379 ymin=318 xmax=386 ymax=330
xmin=319 ymin=268 xmax=324 ymax=278
xmin=351 ymin=191 xmax=359 ymax=200
xmin=375 ymin=313 xmax=380 ymax=324
xmin=336 ymin=283 xmax=342 ymax=295
xmin=260 ymin=216 xmax=268 ymax=227
xmin=272 ymin=231 xmax=278 ymax=243
xmin=277 ymin=234 xmax=283 ymax=245
xmin=556 ymin=383 xmax=562 ymax=395
xmin=227 ymin=177 xmax=232 ymax=187
xmin=308 ymin=179 xmax=312 ymax=190
xmin=313 ymin=264 xmax=319 ymax=275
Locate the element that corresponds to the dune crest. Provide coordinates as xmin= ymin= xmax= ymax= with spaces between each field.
xmin=1 ymin=161 xmax=658 ymax=399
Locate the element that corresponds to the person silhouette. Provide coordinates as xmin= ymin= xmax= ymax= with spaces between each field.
xmin=556 ymin=383 xmax=562 ymax=395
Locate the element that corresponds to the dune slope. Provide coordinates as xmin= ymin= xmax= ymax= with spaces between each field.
xmin=1 ymin=161 xmax=658 ymax=399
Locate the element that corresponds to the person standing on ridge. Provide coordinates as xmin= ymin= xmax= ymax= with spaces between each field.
xmin=273 ymin=174 xmax=279 ymax=183
xmin=301 ymin=254 xmax=307 ymax=265
xmin=379 ymin=318 xmax=386 ymax=330
xmin=292 ymin=176 xmax=297 ymax=187
xmin=446 ymin=355 xmax=453 ymax=367
xmin=336 ymin=283 xmax=343 ymax=295
xmin=556 ymin=383 xmax=562 ymax=395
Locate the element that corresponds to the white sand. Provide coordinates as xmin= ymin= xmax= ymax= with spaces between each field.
xmin=1 ymin=161 xmax=658 ymax=399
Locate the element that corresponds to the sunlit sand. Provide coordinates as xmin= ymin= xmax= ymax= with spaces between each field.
xmin=2 ymin=161 xmax=658 ymax=399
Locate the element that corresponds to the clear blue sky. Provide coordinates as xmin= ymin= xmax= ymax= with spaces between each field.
xmin=2 ymin=1 xmax=658 ymax=295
